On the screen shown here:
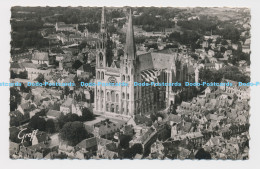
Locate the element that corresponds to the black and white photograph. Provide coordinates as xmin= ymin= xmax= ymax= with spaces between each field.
xmin=1 ymin=0 xmax=260 ymax=168
xmin=8 ymin=5 xmax=252 ymax=160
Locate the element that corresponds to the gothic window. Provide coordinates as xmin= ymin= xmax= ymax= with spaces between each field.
xmin=101 ymin=90 xmax=104 ymax=98
xmin=116 ymin=105 xmax=119 ymax=114
xmin=97 ymin=71 xmax=100 ymax=79
xmin=126 ymin=67 xmax=128 ymax=74
xmin=106 ymin=103 xmax=109 ymax=111
xmin=127 ymin=76 xmax=130 ymax=81
xmin=99 ymin=53 xmax=103 ymax=61
xmin=101 ymin=72 xmax=104 ymax=80
xmin=122 ymin=92 xmax=125 ymax=99
xmin=111 ymin=104 xmax=115 ymax=112
xmin=107 ymin=92 xmax=110 ymax=101
xmin=111 ymin=91 xmax=115 ymax=102
xmin=116 ymin=94 xmax=119 ymax=102
xmin=127 ymin=93 xmax=129 ymax=100
xmin=122 ymin=75 xmax=125 ymax=81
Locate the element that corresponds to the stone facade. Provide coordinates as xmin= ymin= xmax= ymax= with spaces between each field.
xmin=94 ymin=8 xmax=198 ymax=117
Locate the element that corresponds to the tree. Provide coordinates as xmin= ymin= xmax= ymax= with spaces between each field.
xmin=190 ymin=53 xmax=198 ymax=60
xmin=169 ymin=103 xmax=177 ymax=114
xmin=10 ymin=87 xmax=21 ymax=111
xmin=107 ymin=25 xmax=117 ymax=34
xmin=10 ymin=111 xmax=25 ymax=127
xmin=9 ymin=127 xmax=21 ymax=143
xmin=131 ymin=143 xmax=143 ymax=155
xmin=215 ymin=37 xmax=221 ymax=44
xmin=199 ymin=68 xmax=223 ymax=84
xmin=55 ymin=153 xmax=68 ymax=159
xmin=219 ymin=66 xmax=250 ymax=83
xmin=20 ymin=83 xmax=31 ymax=93
xmin=220 ymin=46 xmax=227 ymax=53
xmin=57 ymin=113 xmax=81 ymax=129
xmin=221 ymin=40 xmax=228 ymax=45
xmin=59 ymin=121 xmax=90 ymax=146
xmin=10 ymin=100 xmax=18 ymax=112
xmin=18 ymin=71 xmax=28 ymax=79
xmin=36 ymin=109 xmax=46 ymax=117
xmin=20 ymin=83 xmax=26 ymax=93
xmin=119 ymin=135 xmax=132 ymax=149
xmin=78 ymin=41 xmax=88 ymax=50
xmin=123 ymin=143 xmax=143 ymax=159
xmin=135 ymin=36 xmax=146 ymax=44
xmin=46 ymin=119 xmax=56 ymax=133
xmin=214 ymin=52 xmax=223 ymax=58
xmin=150 ymin=113 xmax=157 ymax=122
xmin=57 ymin=113 xmax=66 ymax=129
xmin=169 ymin=31 xmax=181 ymax=42
xmin=10 ymin=70 xmax=17 ymax=79
xmin=28 ymin=115 xmax=46 ymax=131
xmin=36 ymin=73 xmax=44 ymax=83
xmin=145 ymin=43 xmax=158 ymax=50
xmin=68 ymin=113 xmax=80 ymax=122
xmin=195 ymin=148 xmax=211 ymax=159
xmin=81 ymin=107 xmax=94 ymax=121
xmin=73 ymin=76 xmax=80 ymax=87
xmin=219 ymin=24 xmax=240 ymax=43
xmin=64 ymin=86 xmax=70 ymax=96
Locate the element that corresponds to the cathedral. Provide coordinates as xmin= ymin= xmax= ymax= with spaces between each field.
xmin=94 ymin=7 xmax=199 ymax=117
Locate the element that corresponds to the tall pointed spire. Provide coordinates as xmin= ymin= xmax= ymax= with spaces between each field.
xmin=101 ymin=6 xmax=106 ymax=33
xmin=99 ymin=6 xmax=107 ymax=50
xmin=125 ymin=8 xmax=136 ymax=60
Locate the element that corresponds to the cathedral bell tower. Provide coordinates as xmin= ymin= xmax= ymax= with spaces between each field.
xmin=95 ymin=7 xmax=108 ymax=113
xmin=96 ymin=6 xmax=107 ymax=68
xmin=120 ymin=9 xmax=138 ymax=116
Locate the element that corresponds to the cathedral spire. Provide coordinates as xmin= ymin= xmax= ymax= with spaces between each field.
xmin=125 ymin=8 xmax=136 ymax=60
xmin=101 ymin=6 xmax=106 ymax=33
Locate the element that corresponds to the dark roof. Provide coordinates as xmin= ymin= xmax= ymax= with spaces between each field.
xmin=78 ymin=64 xmax=92 ymax=72
xmin=73 ymin=60 xmax=83 ymax=70
xmin=76 ymin=137 xmax=97 ymax=149
xmin=10 ymin=62 xmax=24 ymax=69
xmin=134 ymin=114 xmax=152 ymax=126
xmin=106 ymin=142 xmax=118 ymax=152
xmin=21 ymin=62 xmax=40 ymax=69
xmin=35 ymin=131 xmax=48 ymax=143
xmin=138 ymin=127 xmax=155 ymax=143
xmin=183 ymin=122 xmax=192 ymax=133
xmin=137 ymin=51 xmax=178 ymax=71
